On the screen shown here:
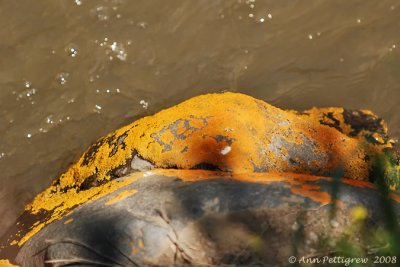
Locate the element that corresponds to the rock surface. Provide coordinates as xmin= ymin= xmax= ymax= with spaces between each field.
xmin=1 ymin=92 xmax=399 ymax=266
xmin=4 ymin=171 xmax=400 ymax=267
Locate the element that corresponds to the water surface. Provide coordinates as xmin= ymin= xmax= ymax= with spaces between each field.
xmin=1 ymin=0 xmax=400 ymax=236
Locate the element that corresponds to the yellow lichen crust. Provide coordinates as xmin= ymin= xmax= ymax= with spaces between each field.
xmin=0 ymin=259 xmax=19 ymax=267
xmin=63 ymin=218 xmax=73 ymax=225
xmin=51 ymin=92 xmax=390 ymax=190
xmin=16 ymin=173 xmax=142 ymax=247
xmin=299 ymin=107 xmax=390 ymax=145
xmin=105 ymin=189 xmax=138 ymax=205
xmin=15 ymin=92 xmax=396 ymax=247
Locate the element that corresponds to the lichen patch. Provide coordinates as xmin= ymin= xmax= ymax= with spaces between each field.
xmin=11 ymin=92 xmax=398 ymax=247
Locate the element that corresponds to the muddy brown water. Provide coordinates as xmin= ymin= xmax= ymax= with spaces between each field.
xmin=0 ymin=0 xmax=399 ymax=237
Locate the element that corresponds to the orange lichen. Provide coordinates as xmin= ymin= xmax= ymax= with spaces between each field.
xmin=48 ymin=92 xmax=391 ymax=194
xmin=0 ymin=259 xmax=19 ymax=267
xmin=64 ymin=218 xmax=74 ymax=225
xmin=341 ymin=178 xmax=375 ymax=189
xmin=300 ymin=107 xmax=390 ymax=146
xmin=390 ymin=193 xmax=400 ymax=203
xmin=12 ymin=92 xmax=397 ymax=247
xmin=16 ymin=222 xmax=47 ymax=247
xmin=27 ymin=175 xmax=140 ymax=214
xmin=300 ymin=107 xmax=352 ymax=135
xmin=151 ymin=169 xmax=286 ymax=183
xmin=291 ymin=184 xmax=331 ymax=204
xmin=138 ymin=239 xmax=144 ymax=248
xmin=105 ymin=189 xmax=138 ymax=205
xmin=131 ymin=240 xmax=145 ymax=257
xmin=26 ymin=97 xmax=392 ymax=201
xmin=159 ymin=130 xmax=175 ymax=145
xmin=15 ymin=173 xmax=143 ymax=247
xmin=155 ymin=169 xmax=333 ymax=204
